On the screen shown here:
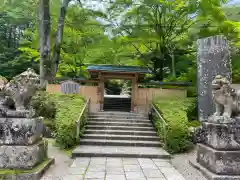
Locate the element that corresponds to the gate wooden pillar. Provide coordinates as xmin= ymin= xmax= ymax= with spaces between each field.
xmin=99 ymin=73 xmax=104 ymax=111
xmin=131 ymin=74 xmax=138 ymax=112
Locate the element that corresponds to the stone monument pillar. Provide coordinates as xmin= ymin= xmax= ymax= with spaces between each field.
xmin=0 ymin=69 xmax=54 ymax=179
xmin=197 ymin=35 xmax=232 ymax=121
xmin=190 ymin=76 xmax=240 ymax=180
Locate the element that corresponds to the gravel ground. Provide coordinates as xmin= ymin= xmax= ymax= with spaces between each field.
xmin=171 ymin=148 xmax=207 ymax=180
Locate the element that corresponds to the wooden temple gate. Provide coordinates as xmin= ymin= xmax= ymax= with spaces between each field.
xmin=87 ymin=65 xmax=149 ymax=112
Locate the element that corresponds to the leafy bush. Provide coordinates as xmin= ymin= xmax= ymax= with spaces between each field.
xmin=188 ymin=120 xmax=201 ymax=127
xmin=31 ymin=91 xmax=56 ymax=119
xmin=153 ymin=97 xmax=196 ymax=154
xmin=31 ymin=91 xmax=56 ymax=132
xmin=182 ymin=98 xmax=198 ymax=121
xmin=186 ymin=86 xmax=197 ymax=97
xmin=233 ymin=69 xmax=240 ymax=83
xmin=138 ymin=84 xmax=188 ymax=90
xmin=177 ymin=66 xmax=197 ymax=85
xmin=31 ymin=91 xmax=85 ymax=149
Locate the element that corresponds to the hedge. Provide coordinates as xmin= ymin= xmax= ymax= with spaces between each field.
xmin=31 ymin=91 xmax=85 ymax=149
xmin=153 ymin=97 xmax=198 ymax=154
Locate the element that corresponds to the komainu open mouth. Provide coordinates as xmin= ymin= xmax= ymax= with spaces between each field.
xmin=212 ymin=83 xmax=221 ymax=90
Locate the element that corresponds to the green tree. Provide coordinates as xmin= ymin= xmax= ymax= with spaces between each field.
xmin=104 ymin=0 xmax=238 ymax=80
xmin=0 ymin=0 xmax=37 ymax=79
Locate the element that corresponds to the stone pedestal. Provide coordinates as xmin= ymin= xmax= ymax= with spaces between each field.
xmin=0 ymin=115 xmax=54 ymax=180
xmin=190 ymin=122 xmax=240 ymax=180
xmin=197 ymin=35 xmax=232 ymax=121
xmin=0 ymin=117 xmax=43 ymax=145
xmin=0 ymin=68 xmax=54 ymax=179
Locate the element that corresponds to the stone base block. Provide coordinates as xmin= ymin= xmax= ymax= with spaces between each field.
xmin=0 ymin=158 xmax=54 ymax=180
xmin=201 ymin=122 xmax=240 ymax=150
xmin=0 ymin=117 xmax=43 ymax=145
xmin=197 ymin=143 xmax=240 ymax=175
xmin=0 ymin=140 xmax=47 ymax=169
xmin=190 ymin=158 xmax=240 ymax=180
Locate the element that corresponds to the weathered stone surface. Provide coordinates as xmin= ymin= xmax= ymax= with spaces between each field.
xmin=0 ymin=158 xmax=54 ymax=180
xmin=201 ymin=122 xmax=240 ymax=150
xmin=42 ymin=125 xmax=54 ymax=138
xmin=0 ymin=77 xmax=7 ymax=91
xmin=0 ymin=109 xmax=35 ymax=118
xmin=0 ymin=140 xmax=47 ymax=169
xmin=197 ymin=35 xmax=232 ymax=121
xmin=0 ymin=117 xmax=43 ymax=145
xmin=197 ymin=143 xmax=240 ymax=175
xmin=190 ymin=158 xmax=240 ymax=180
xmin=0 ymin=68 xmax=40 ymax=113
xmin=190 ymin=126 xmax=207 ymax=144
xmin=0 ymin=69 xmax=52 ymax=179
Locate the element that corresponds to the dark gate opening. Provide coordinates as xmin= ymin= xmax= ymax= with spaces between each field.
xmin=103 ymin=95 xmax=131 ymax=112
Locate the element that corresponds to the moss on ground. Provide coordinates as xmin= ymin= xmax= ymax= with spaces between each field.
xmin=0 ymin=158 xmax=52 ymax=175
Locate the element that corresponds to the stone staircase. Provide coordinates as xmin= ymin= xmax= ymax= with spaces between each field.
xmin=72 ymin=111 xmax=170 ymax=159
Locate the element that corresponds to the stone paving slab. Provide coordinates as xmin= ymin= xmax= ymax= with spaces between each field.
xmin=72 ymin=145 xmax=170 ymax=159
xmin=53 ymin=157 xmax=186 ymax=180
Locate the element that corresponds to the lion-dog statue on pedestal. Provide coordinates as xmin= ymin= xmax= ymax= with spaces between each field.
xmin=210 ymin=75 xmax=240 ymax=123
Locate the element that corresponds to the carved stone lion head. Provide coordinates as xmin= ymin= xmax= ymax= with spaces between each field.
xmin=13 ymin=68 xmax=40 ymax=86
xmin=212 ymin=75 xmax=230 ymax=91
xmin=2 ymin=68 xmax=40 ymax=110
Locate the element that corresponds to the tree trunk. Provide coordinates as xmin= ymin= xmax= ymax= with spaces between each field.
xmin=52 ymin=0 xmax=70 ymax=78
xmin=171 ymin=51 xmax=176 ymax=78
xmin=39 ymin=0 xmax=51 ymax=87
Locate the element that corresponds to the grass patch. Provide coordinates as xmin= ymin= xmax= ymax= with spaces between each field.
xmin=153 ymin=97 xmax=198 ymax=154
xmin=0 ymin=158 xmax=52 ymax=175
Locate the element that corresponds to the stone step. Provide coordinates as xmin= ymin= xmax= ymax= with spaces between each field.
xmin=102 ymin=109 xmax=131 ymax=112
xmin=89 ymin=115 xmax=148 ymax=120
xmin=80 ymin=139 xmax=162 ymax=147
xmin=85 ymin=129 xmax=157 ymax=136
xmin=72 ymin=145 xmax=171 ymax=159
xmin=103 ymin=104 xmax=131 ymax=107
xmin=83 ymin=134 xmax=160 ymax=141
xmin=90 ymin=111 xmax=147 ymax=117
xmin=88 ymin=117 xmax=151 ymax=123
xmin=103 ymin=105 xmax=131 ymax=108
xmin=87 ymin=121 xmax=153 ymax=127
xmin=86 ymin=125 xmax=154 ymax=131
xmin=103 ymin=102 xmax=131 ymax=105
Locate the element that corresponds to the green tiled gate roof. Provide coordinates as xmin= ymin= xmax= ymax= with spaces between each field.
xmin=87 ymin=65 xmax=150 ymax=74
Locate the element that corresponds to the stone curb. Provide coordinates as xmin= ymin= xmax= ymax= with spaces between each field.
xmin=189 ymin=159 xmax=240 ymax=180
xmin=72 ymin=152 xmax=171 ymax=159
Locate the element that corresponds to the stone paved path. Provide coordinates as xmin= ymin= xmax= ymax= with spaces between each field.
xmin=42 ymin=157 xmax=186 ymax=180
xmin=40 ymin=139 xmax=74 ymax=180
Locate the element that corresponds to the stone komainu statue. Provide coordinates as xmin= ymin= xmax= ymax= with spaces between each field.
xmin=211 ymin=75 xmax=240 ymax=123
xmin=1 ymin=68 xmax=40 ymax=111
xmin=0 ymin=76 xmax=8 ymax=91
